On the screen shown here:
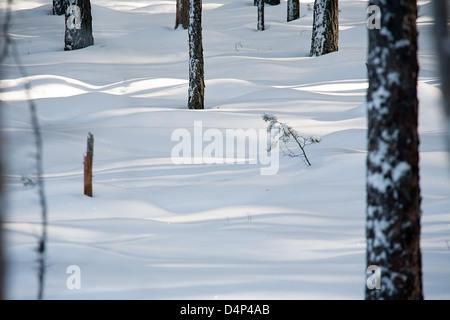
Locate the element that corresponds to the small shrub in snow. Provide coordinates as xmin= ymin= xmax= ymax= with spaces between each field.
xmin=262 ymin=113 xmax=320 ymax=166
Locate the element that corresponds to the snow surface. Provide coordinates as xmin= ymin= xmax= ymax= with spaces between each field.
xmin=1 ymin=0 xmax=449 ymax=300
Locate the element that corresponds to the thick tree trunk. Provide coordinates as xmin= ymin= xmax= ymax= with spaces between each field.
xmin=64 ymin=0 xmax=94 ymax=51
xmin=188 ymin=0 xmax=205 ymax=110
xmin=175 ymin=0 xmax=189 ymax=30
xmin=310 ymin=0 xmax=338 ymax=56
xmin=366 ymin=0 xmax=423 ymax=300
xmin=287 ymin=0 xmax=300 ymax=22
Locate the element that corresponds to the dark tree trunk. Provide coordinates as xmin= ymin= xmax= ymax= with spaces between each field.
xmin=366 ymin=0 xmax=423 ymax=300
xmin=175 ymin=0 xmax=189 ymax=30
xmin=310 ymin=0 xmax=338 ymax=56
xmin=64 ymin=0 xmax=94 ymax=51
xmin=254 ymin=0 xmax=280 ymax=5
xmin=257 ymin=0 xmax=265 ymax=31
xmin=188 ymin=0 xmax=205 ymax=110
xmin=433 ymin=0 xmax=450 ymax=151
xmin=287 ymin=0 xmax=300 ymax=22
xmin=53 ymin=0 xmax=68 ymax=16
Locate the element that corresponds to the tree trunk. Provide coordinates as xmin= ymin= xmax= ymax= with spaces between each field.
xmin=175 ymin=0 xmax=189 ymax=30
xmin=433 ymin=0 xmax=450 ymax=151
xmin=257 ymin=0 xmax=265 ymax=31
xmin=188 ymin=0 xmax=205 ymax=110
xmin=254 ymin=0 xmax=280 ymax=5
xmin=287 ymin=0 xmax=300 ymax=22
xmin=366 ymin=0 xmax=423 ymax=300
xmin=310 ymin=0 xmax=338 ymax=56
xmin=53 ymin=0 xmax=68 ymax=16
xmin=64 ymin=0 xmax=94 ymax=51
xmin=84 ymin=133 xmax=94 ymax=197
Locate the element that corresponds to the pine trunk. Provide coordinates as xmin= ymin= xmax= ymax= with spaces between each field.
xmin=53 ymin=0 xmax=68 ymax=16
xmin=64 ymin=0 xmax=94 ymax=51
xmin=188 ymin=0 xmax=205 ymax=110
xmin=257 ymin=0 xmax=265 ymax=31
xmin=287 ymin=0 xmax=300 ymax=22
xmin=175 ymin=0 xmax=189 ymax=30
xmin=310 ymin=0 xmax=338 ymax=56
xmin=366 ymin=0 xmax=423 ymax=300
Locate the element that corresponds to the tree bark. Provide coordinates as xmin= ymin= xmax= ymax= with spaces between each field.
xmin=84 ymin=133 xmax=94 ymax=197
xmin=64 ymin=0 xmax=94 ymax=51
xmin=254 ymin=0 xmax=280 ymax=5
xmin=53 ymin=0 xmax=68 ymax=16
xmin=287 ymin=0 xmax=300 ymax=22
xmin=175 ymin=0 xmax=189 ymax=30
xmin=257 ymin=0 xmax=265 ymax=31
xmin=188 ymin=0 xmax=205 ymax=110
xmin=366 ymin=0 xmax=423 ymax=300
xmin=310 ymin=0 xmax=338 ymax=56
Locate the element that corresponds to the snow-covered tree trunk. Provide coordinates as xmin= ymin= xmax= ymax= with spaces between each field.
xmin=175 ymin=0 xmax=189 ymax=30
xmin=53 ymin=0 xmax=68 ymax=15
xmin=287 ymin=0 xmax=300 ymax=22
xmin=64 ymin=0 xmax=94 ymax=51
xmin=433 ymin=0 xmax=450 ymax=151
xmin=310 ymin=0 xmax=338 ymax=56
xmin=188 ymin=0 xmax=204 ymax=110
xmin=366 ymin=0 xmax=423 ymax=300
xmin=256 ymin=0 xmax=264 ymax=31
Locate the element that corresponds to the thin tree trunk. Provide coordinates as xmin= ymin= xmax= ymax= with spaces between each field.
xmin=175 ymin=0 xmax=189 ymax=30
xmin=287 ymin=0 xmax=300 ymax=22
xmin=84 ymin=133 xmax=94 ymax=197
xmin=188 ymin=0 xmax=205 ymax=110
xmin=366 ymin=0 xmax=423 ymax=300
xmin=257 ymin=0 xmax=265 ymax=31
xmin=0 ymin=100 xmax=4 ymax=301
xmin=433 ymin=0 xmax=450 ymax=151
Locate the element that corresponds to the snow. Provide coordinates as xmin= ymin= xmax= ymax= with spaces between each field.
xmin=1 ymin=0 xmax=449 ymax=300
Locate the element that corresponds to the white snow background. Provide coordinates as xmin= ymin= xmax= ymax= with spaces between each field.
xmin=1 ymin=0 xmax=449 ymax=300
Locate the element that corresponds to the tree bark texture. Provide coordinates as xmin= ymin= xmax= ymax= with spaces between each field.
xmin=175 ymin=0 xmax=189 ymax=30
xmin=64 ymin=0 xmax=94 ymax=51
xmin=287 ymin=0 xmax=300 ymax=22
xmin=310 ymin=0 xmax=338 ymax=56
xmin=188 ymin=0 xmax=205 ymax=110
xmin=53 ymin=0 xmax=68 ymax=15
xmin=366 ymin=0 xmax=423 ymax=300
xmin=257 ymin=0 xmax=265 ymax=31
xmin=84 ymin=132 xmax=94 ymax=197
